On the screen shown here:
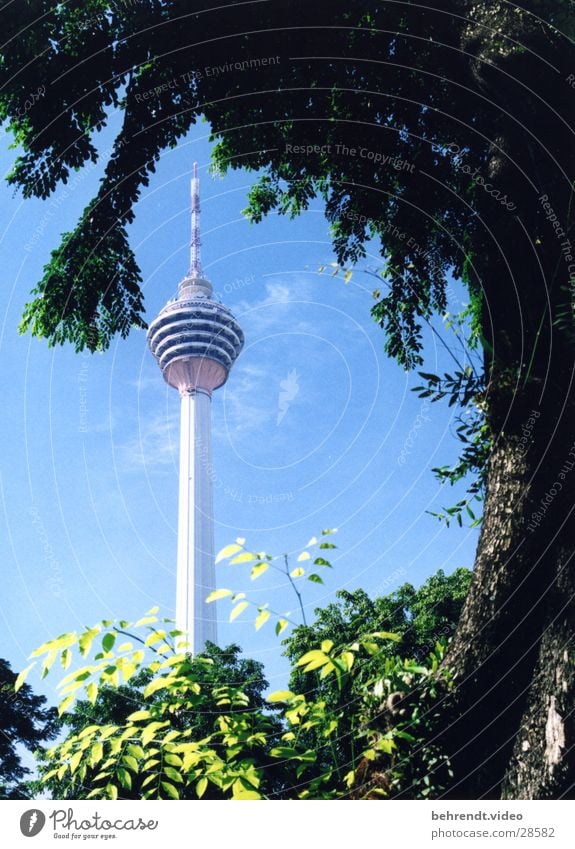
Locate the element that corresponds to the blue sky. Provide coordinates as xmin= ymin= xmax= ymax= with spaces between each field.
xmin=0 ymin=116 xmax=479 ymax=698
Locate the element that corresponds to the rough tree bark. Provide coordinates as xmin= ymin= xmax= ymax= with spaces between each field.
xmin=444 ymin=399 xmax=575 ymax=799
xmin=427 ymin=2 xmax=575 ymax=799
xmin=441 ymin=176 xmax=575 ymax=799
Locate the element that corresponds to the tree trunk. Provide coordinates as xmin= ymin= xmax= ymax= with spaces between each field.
xmin=437 ymin=11 xmax=575 ymax=788
xmin=501 ymin=541 xmax=575 ymax=799
xmin=442 ymin=366 xmax=575 ymax=799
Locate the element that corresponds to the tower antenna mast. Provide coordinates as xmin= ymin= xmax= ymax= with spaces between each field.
xmin=190 ymin=162 xmax=202 ymax=277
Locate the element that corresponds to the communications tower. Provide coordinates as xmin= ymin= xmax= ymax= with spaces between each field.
xmin=147 ymin=164 xmax=244 ymax=653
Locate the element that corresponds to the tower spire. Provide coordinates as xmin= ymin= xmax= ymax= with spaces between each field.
xmin=189 ymin=162 xmax=202 ymax=277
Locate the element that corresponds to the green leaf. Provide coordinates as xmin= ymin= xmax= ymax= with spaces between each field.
xmin=122 ymin=755 xmax=139 ymax=772
xmin=319 ymin=660 xmax=336 ymax=681
xmin=163 ymin=731 xmax=181 ymax=744
xmin=161 ymin=781 xmax=180 ymax=800
xmin=267 ymin=690 xmax=295 ymax=703
xmin=116 ymin=768 xmax=132 ymax=790
xmin=58 ymin=694 xmax=75 ymax=716
xmin=307 ymin=573 xmax=324 ymax=584
xmin=86 ymin=682 xmax=98 ymax=704
xmin=58 ymin=665 xmax=94 ymax=688
xmin=163 ymin=767 xmax=183 ymax=784
xmin=69 ymin=750 xmax=83 ymax=774
xmin=79 ymin=627 xmax=100 ymax=657
xmin=366 ymin=631 xmax=401 ymax=642
xmin=102 ymin=666 xmax=120 ymax=688
xmin=141 ymin=722 xmax=169 ymax=746
xmin=254 ymin=609 xmax=271 ymax=630
xmin=121 ymin=661 xmax=139 ymax=683
xmin=230 ymin=601 xmax=249 ymax=622
xmin=232 ymin=781 xmax=261 ymax=800
xmin=340 ymin=651 xmax=355 ymax=671
xmin=313 ymin=557 xmax=332 ymax=566
xmin=14 ymin=662 xmax=35 ymax=692
xmin=127 ymin=710 xmax=151 ymax=722
xmin=403 ymin=663 xmax=429 ymax=674
xmin=78 ymin=724 xmax=101 ymax=740
xmin=196 ymin=777 xmax=208 ymax=798
xmin=250 ymin=561 xmax=270 ymax=580
xmin=126 ymin=744 xmax=145 ymax=760
xmin=143 ymin=678 xmax=170 ymax=698
xmin=100 ymin=726 xmax=120 ymax=740
xmin=275 ymin=619 xmax=289 ymax=636
xmin=143 ymin=631 xmax=164 ymax=648
xmin=106 ymin=784 xmax=118 ymax=801
xmin=215 ymin=543 xmax=242 ymax=563
xmin=102 ymin=632 xmax=116 ymax=652
xmin=230 ymin=551 xmax=256 ymax=564
xmin=30 ymin=632 xmax=77 ymax=659
xmin=134 ymin=615 xmax=157 ymax=627
xmin=40 ymin=649 xmax=59 ymax=679
xmin=206 ymin=588 xmax=233 ymax=603
xmin=297 ymin=650 xmax=328 ymax=672
xmin=89 ymin=742 xmax=104 ymax=767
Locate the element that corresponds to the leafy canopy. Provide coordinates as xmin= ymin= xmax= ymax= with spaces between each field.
xmin=0 ymin=657 xmax=59 ymax=799
xmin=3 ymin=1 xmax=572 ymax=364
xmin=15 ymin=561 xmax=468 ymax=799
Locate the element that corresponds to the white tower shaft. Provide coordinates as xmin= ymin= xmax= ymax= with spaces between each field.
xmin=176 ymin=388 xmax=217 ymax=653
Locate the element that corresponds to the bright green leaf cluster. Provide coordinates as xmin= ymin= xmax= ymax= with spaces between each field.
xmin=210 ymin=532 xmax=337 ymax=634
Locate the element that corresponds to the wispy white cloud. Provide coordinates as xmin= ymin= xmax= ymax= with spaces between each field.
xmin=117 ymin=409 xmax=179 ymax=472
xmin=217 ymin=362 xmax=272 ymax=438
xmin=123 ymin=278 xmax=316 ymax=449
xmin=232 ymin=278 xmax=312 ymax=336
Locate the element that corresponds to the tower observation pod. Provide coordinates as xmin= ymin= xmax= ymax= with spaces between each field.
xmin=147 ymin=163 xmax=244 ymax=654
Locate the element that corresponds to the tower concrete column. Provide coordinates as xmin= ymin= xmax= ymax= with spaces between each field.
xmin=176 ymin=388 xmax=217 ymax=653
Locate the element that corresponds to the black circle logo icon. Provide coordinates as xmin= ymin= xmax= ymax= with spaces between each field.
xmin=20 ymin=810 xmax=46 ymax=837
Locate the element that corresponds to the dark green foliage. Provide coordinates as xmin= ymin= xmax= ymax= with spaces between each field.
xmin=21 ymin=574 xmax=467 ymax=800
xmin=413 ymin=366 xmax=488 ymax=526
xmin=282 ymin=568 xmax=472 ymax=791
xmin=0 ymin=658 xmax=58 ymax=799
xmin=61 ymin=642 xmax=268 ymax=739
xmin=351 ymin=649 xmax=454 ymax=799
xmin=285 ymin=567 xmax=472 ymax=681
xmin=3 ymin=1 xmax=573 ymax=366
xmin=29 ymin=607 xmax=456 ymax=799
xmin=37 ymin=643 xmax=283 ymax=799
